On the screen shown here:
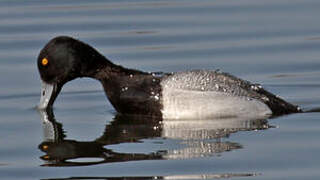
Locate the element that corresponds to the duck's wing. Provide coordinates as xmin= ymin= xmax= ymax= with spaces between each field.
xmin=161 ymin=70 xmax=263 ymax=98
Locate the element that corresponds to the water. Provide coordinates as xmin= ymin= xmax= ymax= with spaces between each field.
xmin=0 ymin=0 xmax=320 ymax=179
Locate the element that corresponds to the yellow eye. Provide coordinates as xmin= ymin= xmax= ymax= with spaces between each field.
xmin=42 ymin=145 xmax=49 ymax=150
xmin=42 ymin=58 xmax=49 ymax=66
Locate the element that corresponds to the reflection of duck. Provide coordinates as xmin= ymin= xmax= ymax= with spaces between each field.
xmin=38 ymin=109 xmax=272 ymax=166
xmin=161 ymin=117 xmax=271 ymax=159
xmin=162 ymin=118 xmax=271 ymax=140
xmin=38 ymin=110 xmax=162 ymax=166
xmin=42 ymin=173 xmax=259 ymax=180
xmin=37 ymin=36 xmax=301 ymax=118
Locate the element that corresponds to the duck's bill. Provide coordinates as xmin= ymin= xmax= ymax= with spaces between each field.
xmin=38 ymin=81 xmax=61 ymax=110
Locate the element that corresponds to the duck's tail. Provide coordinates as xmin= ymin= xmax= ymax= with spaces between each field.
xmin=257 ymin=87 xmax=320 ymax=116
xmin=303 ymin=107 xmax=320 ymax=113
xmin=257 ymin=88 xmax=302 ymax=116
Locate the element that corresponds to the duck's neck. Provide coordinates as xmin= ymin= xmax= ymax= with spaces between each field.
xmin=78 ymin=44 xmax=147 ymax=80
xmin=92 ymin=56 xmax=147 ymax=81
xmin=89 ymin=56 xmax=149 ymax=113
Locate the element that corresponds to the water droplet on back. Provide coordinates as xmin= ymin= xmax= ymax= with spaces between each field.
xmin=121 ymin=87 xmax=128 ymax=92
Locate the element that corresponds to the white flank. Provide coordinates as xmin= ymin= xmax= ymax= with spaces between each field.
xmin=161 ymin=88 xmax=272 ymax=120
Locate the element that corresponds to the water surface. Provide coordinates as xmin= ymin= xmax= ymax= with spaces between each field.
xmin=0 ymin=0 xmax=320 ymax=179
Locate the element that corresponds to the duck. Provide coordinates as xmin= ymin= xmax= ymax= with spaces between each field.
xmin=37 ymin=36 xmax=301 ymax=119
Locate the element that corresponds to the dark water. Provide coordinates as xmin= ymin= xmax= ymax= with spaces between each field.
xmin=1 ymin=0 xmax=320 ymax=179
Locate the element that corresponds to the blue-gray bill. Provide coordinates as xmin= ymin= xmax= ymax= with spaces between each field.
xmin=38 ymin=81 xmax=59 ymax=110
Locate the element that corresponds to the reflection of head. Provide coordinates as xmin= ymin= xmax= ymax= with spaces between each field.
xmin=38 ymin=110 xmax=162 ymax=166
